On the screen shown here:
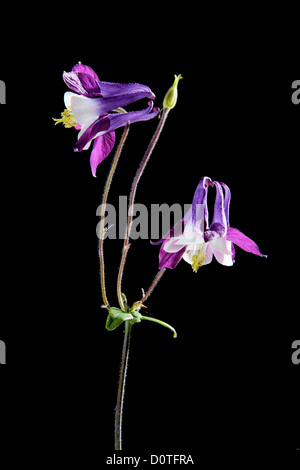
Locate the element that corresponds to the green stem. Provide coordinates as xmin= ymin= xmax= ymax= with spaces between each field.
xmin=115 ymin=321 xmax=132 ymax=450
xmin=142 ymin=269 xmax=166 ymax=303
xmin=117 ymin=108 xmax=170 ymax=309
xmin=99 ymin=121 xmax=130 ymax=308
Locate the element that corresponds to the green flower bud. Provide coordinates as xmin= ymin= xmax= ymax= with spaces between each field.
xmin=163 ymin=74 xmax=183 ymax=110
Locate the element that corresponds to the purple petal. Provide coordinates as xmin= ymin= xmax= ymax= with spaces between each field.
xmin=159 ymin=241 xmax=186 ymax=269
xmin=191 ymin=176 xmax=212 ymax=227
xmin=99 ymin=80 xmax=156 ymax=101
xmin=105 ymin=102 xmax=159 ymax=130
xmin=210 ymin=181 xmax=227 ymax=231
xmin=74 ymin=114 xmax=110 ymax=152
xmin=97 ymin=88 xmax=158 ymax=114
xmin=204 ymin=223 xmax=226 ymax=242
xmin=74 ymin=103 xmax=158 ymax=154
xmin=63 ymin=71 xmax=102 ymax=98
xmin=71 ymin=62 xmax=100 ymax=82
xmin=220 ymin=182 xmax=231 ymax=228
xmin=226 ymin=227 xmax=267 ymax=257
xmin=75 ymin=73 xmax=102 ymax=97
xmin=90 ymin=131 xmax=116 ymax=177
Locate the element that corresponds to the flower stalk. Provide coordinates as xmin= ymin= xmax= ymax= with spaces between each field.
xmin=99 ymin=121 xmax=130 ymax=308
xmin=141 ymin=268 xmax=166 ymax=303
xmin=117 ymin=107 xmax=170 ymax=309
xmin=56 ymin=67 xmax=185 ymax=451
xmin=115 ymin=321 xmax=132 ymax=450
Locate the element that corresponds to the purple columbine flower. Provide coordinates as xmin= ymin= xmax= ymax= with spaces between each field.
xmin=61 ymin=62 xmax=159 ymax=176
xmin=156 ymin=176 xmax=267 ymax=271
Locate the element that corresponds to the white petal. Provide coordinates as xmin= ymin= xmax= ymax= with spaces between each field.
xmin=210 ymin=238 xmax=234 ymax=266
xmin=64 ymin=91 xmax=74 ymax=109
xmin=213 ymin=250 xmax=234 ymax=266
xmin=182 ymin=242 xmax=211 ymax=266
xmin=203 ymin=244 xmax=213 ymax=265
xmin=164 ymin=237 xmax=186 ymax=253
xmin=68 ymin=94 xmax=102 ymax=128
xmin=181 ymin=222 xmax=204 ymax=245
xmin=182 ymin=247 xmax=198 ymax=265
xmin=209 ymin=237 xmax=233 ymax=255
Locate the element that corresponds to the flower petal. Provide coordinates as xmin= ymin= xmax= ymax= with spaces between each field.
xmin=71 ymin=62 xmax=100 ymax=82
xmin=63 ymin=63 xmax=157 ymax=110
xmin=163 ymin=236 xmax=187 ymax=253
xmin=66 ymin=93 xmax=102 ymax=129
xmin=74 ymin=114 xmax=110 ymax=152
xmin=97 ymin=87 xmax=159 ymax=114
xmin=182 ymin=243 xmax=213 ymax=267
xmin=90 ymin=131 xmax=116 ymax=177
xmin=212 ymin=245 xmax=234 ymax=266
xmin=209 ymin=237 xmax=233 ymax=256
xmin=105 ymin=101 xmax=159 ymax=130
xmin=226 ymin=227 xmax=267 ymax=257
xmin=182 ymin=246 xmax=198 ymax=265
xmin=220 ymin=182 xmax=231 ymax=228
xmin=75 ymin=73 xmax=102 ymax=97
xmin=98 ymin=81 xmax=156 ymax=101
xmin=210 ymin=181 xmax=227 ymax=231
xmin=74 ymin=102 xmax=158 ymax=155
xmin=181 ymin=221 xmax=204 ymax=245
xmin=191 ymin=176 xmax=212 ymax=227
xmin=159 ymin=241 xmax=186 ymax=269
xmin=63 ymin=71 xmax=102 ymax=97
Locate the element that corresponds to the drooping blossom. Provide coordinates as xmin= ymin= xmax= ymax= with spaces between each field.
xmin=155 ymin=176 xmax=267 ymax=271
xmin=57 ymin=62 xmax=159 ymax=176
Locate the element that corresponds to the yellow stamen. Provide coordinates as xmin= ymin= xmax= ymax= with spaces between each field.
xmin=191 ymin=248 xmax=207 ymax=273
xmin=53 ymin=109 xmax=77 ymax=128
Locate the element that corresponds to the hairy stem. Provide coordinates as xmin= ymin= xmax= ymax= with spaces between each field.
xmin=115 ymin=321 xmax=132 ymax=450
xmin=117 ymin=108 xmax=170 ymax=309
xmin=99 ymin=122 xmax=130 ymax=308
xmin=142 ymin=269 xmax=166 ymax=303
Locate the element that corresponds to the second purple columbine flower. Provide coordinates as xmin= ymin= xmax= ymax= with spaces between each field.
xmin=56 ymin=62 xmax=159 ymax=176
xmin=155 ymin=176 xmax=267 ymax=271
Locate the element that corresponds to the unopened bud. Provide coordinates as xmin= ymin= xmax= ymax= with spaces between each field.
xmin=163 ymin=74 xmax=182 ymax=110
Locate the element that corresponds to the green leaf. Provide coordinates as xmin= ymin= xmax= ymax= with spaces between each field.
xmin=105 ymin=307 xmax=133 ymax=331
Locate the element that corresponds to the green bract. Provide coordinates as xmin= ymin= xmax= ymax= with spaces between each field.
xmin=105 ymin=308 xmax=133 ymax=331
xmin=105 ymin=296 xmax=177 ymax=338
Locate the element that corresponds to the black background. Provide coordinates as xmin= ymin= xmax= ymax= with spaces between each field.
xmin=0 ymin=8 xmax=299 ymax=465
